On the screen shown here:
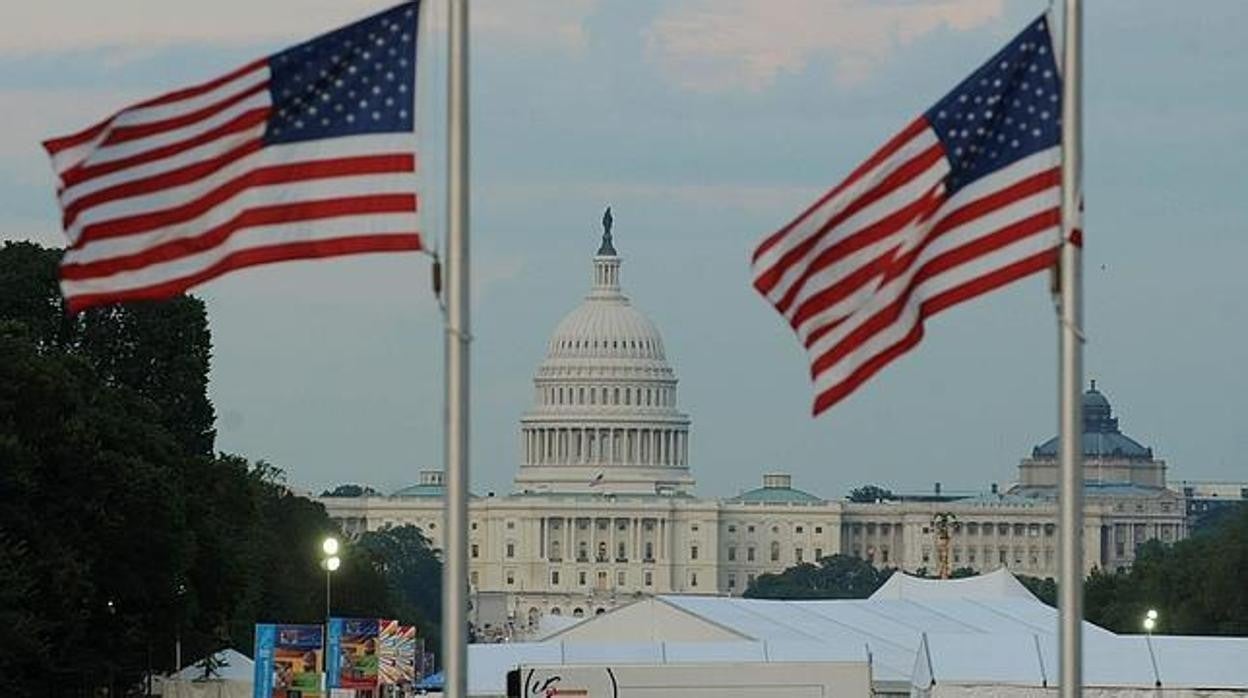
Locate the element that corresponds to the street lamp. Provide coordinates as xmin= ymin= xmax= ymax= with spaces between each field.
xmin=1143 ymin=609 xmax=1161 ymax=687
xmin=322 ymin=536 xmax=340 ymax=621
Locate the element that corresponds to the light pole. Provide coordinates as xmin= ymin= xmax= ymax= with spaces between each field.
xmin=1143 ymin=609 xmax=1161 ymax=687
xmin=322 ymin=537 xmax=341 ymax=621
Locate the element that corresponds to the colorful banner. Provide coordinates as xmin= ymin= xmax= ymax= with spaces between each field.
xmin=327 ymin=618 xmax=381 ymax=689
xmin=377 ymin=621 xmax=418 ymax=686
xmin=253 ymin=624 xmax=324 ymax=698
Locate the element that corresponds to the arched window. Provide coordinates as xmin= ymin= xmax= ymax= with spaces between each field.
xmin=573 ymin=608 xmax=584 ymax=618
xmin=770 ymin=541 xmax=780 ymax=562
xmin=550 ymin=607 xmax=562 ymax=616
xmin=597 ymin=541 xmax=608 ymax=562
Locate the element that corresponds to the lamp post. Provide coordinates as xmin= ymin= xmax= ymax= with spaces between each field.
xmin=1143 ymin=609 xmax=1161 ymax=687
xmin=322 ymin=537 xmax=340 ymax=621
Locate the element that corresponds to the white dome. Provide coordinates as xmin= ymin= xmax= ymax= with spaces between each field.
xmin=514 ymin=230 xmax=694 ymax=496
xmin=547 ymin=297 xmax=666 ymax=362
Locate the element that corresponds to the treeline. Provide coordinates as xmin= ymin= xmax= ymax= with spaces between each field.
xmin=745 ymin=503 xmax=1247 ymax=637
xmin=0 ymin=242 xmax=441 ymax=695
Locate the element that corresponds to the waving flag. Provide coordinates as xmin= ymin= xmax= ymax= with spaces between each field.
xmin=752 ymin=16 xmax=1063 ymax=415
xmin=43 ymin=2 xmax=423 ymax=312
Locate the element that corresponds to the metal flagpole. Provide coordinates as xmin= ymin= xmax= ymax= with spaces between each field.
xmin=442 ymin=0 xmax=471 ymax=695
xmin=1058 ymin=1 xmax=1084 ymax=697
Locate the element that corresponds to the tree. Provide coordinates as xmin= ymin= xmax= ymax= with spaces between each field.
xmin=0 ymin=244 xmax=399 ymax=693
xmin=356 ymin=525 xmax=444 ymax=650
xmin=847 ymin=485 xmax=895 ymax=503
xmin=321 ymin=484 xmax=383 ymax=497
xmin=746 ymin=554 xmax=894 ymax=599
xmin=0 ymin=241 xmax=216 ymax=456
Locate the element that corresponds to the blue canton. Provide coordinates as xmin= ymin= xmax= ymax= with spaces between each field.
xmin=925 ymin=16 xmax=1061 ymax=195
xmin=265 ymin=1 xmax=418 ymax=144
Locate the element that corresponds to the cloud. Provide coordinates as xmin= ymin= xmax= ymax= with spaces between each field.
xmin=644 ymin=0 xmax=1005 ymax=92
xmin=0 ymin=0 xmax=598 ymax=57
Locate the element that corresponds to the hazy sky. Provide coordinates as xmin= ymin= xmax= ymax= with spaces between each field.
xmin=3 ymin=1 xmax=1245 ymax=499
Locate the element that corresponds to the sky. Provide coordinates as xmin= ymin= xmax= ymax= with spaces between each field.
xmin=2 ymin=0 xmax=1246 ymax=499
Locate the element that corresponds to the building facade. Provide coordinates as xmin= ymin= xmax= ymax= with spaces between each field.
xmin=320 ymin=229 xmax=1187 ymax=635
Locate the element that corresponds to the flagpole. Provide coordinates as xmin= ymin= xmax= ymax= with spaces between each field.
xmin=1058 ymin=1 xmax=1084 ymax=697
xmin=442 ymin=0 xmax=470 ymax=695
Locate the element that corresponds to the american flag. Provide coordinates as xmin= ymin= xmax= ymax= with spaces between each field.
xmin=752 ymin=16 xmax=1063 ymax=416
xmin=43 ymin=2 xmax=423 ymax=312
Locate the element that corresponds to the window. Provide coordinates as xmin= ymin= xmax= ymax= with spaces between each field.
xmin=579 ymin=571 xmax=587 ymax=586
xmin=795 ymin=526 xmax=804 ymax=534
xmin=770 ymin=541 xmax=780 ymax=562
xmin=471 ymin=522 xmax=478 ymax=531
xmin=597 ymin=542 xmax=608 ymax=562
xmin=617 ymin=542 xmax=627 ymax=560
xmin=644 ymin=542 xmax=654 ymax=560
xmin=815 ymin=547 xmax=822 ymax=560
xmin=795 ymin=548 xmax=804 ymax=563
xmin=617 ymin=571 xmax=625 ymax=586
xmin=550 ymin=540 xmax=561 ymax=561
xmin=690 ymin=572 xmax=698 ymax=587
xmin=471 ymin=544 xmax=479 ymax=559
xmin=577 ymin=520 xmax=588 ymax=530
xmin=881 ymin=547 xmax=889 ymax=563
xmin=747 ymin=525 xmax=755 ymax=533
xmin=617 ymin=520 xmax=628 ymax=531
xmin=999 ymin=548 xmax=1008 ymax=564
xmin=506 ymin=571 xmax=515 ymax=586
xmin=772 ymin=525 xmax=780 ymax=534
xmin=691 ymin=523 xmax=700 ymax=532
xmin=728 ymin=525 xmax=737 ymax=534
xmin=815 ymin=526 xmax=823 ymax=534
xmin=999 ymin=523 xmax=1010 ymax=536
xmin=470 ymin=571 xmax=478 ymax=585
xmin=506 ymin=543 xmax=515 ymax=558
xmin=597 ymin=520 xmax=608 ymax=531
xmin=727 ymin=546 xmax=736 ymax=561
xmin=551 ymin=570 xmax=560 ymax=585
xmin=690 ymin=545 xmax=699 ymax=560
xmin=644 ymin=571 xmax=653 ymax=586
xmin=747 ymin=546 xmax=756 ymax=562
xmin=577 ymin=541 xmax=588 ymax=562
xmin=728 ymin=574 xmax=736 ymax=589
xmin=921 ymin=548 xmax=930 ymax=563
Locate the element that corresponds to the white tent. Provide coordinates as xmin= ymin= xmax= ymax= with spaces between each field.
xmin=156 ymin=649 xmax=254 ymax=698
xmin=913 ymin=631 xmax=1248 ymax=697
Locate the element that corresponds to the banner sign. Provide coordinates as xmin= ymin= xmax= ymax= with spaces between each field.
xmin=327 ymin=618 xmax=381 ymax=689
xmin=253 ymin=624 xmax=324 ymax=697
xmin=378 ymin=621 xmax=418 ymax=686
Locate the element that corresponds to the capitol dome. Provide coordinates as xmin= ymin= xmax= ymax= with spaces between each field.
xmin=514 ymin=215 xmax=694 ymax=495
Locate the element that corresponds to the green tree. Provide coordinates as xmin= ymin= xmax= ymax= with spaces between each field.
xmin=321 ymin=483 xmax=383 ymax=497
xmin=746 ymin=554 xmax=894 ymax=599
xmin=847 ymin=485 xmax=895 ymax=503
xmin=356 ymin=525 xmax=444 ymax=649
xmin=0 ymin=241 xmax=216 ymax=456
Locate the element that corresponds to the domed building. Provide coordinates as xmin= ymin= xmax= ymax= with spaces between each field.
xmin=514 ymin=227 xmax=693 ymax=495
xmin=319 ymin=217 xmax=1190 ymax=638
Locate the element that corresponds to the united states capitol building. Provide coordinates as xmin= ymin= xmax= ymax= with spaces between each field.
xmin=319 ymin=225 xmax=1187 ymax=628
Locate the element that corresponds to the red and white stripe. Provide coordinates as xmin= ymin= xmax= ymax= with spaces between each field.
xmin=752 ymin=116 xmax=1060 ymax=415
xmin=44 ymin=59 xmax=421 ymax=312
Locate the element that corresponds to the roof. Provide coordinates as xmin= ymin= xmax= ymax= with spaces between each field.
xmin=870 ymin=568 xmax=1036 ymax=601
xmin=727 ymin=485 xmax=826 ymax=505
xmin=1031 ymin=383 xmax=1154 ymax=460
xmin=170 ymin=649 xmax=254 ymax=682
xmin=390 ymin=482 xmax=445 ymax=497
xmin=917 ymin=633 xmax=1248 ymax=690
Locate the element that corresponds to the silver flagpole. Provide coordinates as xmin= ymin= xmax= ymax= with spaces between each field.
xmin=1058 ymin=1 xmax=1084 ymax=697
xmin=442 ymin=0 xmax=470 ymax=695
